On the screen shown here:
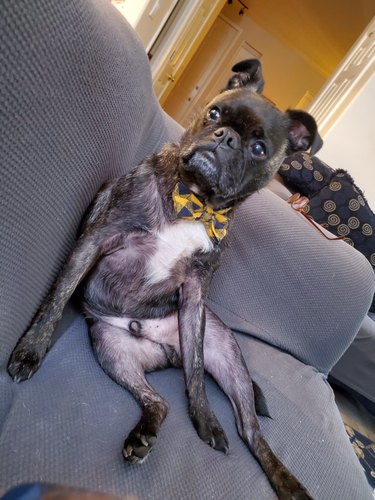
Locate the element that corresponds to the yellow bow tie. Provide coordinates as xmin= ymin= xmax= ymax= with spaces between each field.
xmin=172 ymin=182 xmax=231 ymax=241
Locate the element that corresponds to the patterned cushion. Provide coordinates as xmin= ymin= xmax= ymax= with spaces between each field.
xmin=279 ymin=152 xmax=375 ymax=312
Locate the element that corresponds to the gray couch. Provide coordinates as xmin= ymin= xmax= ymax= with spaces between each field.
xmin=1 ymin=1 xmax=374 ymax=499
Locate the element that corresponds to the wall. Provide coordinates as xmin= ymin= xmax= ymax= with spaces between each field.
xmin=222 ymin=4 xmax=326 ymax=110
xmin=112 ymin=0 xmax=178 ymax=52
xmin=112 ymin=0 xmax=149 ymax=28
xmin=318 ymin=73 xmax=375 ymax=210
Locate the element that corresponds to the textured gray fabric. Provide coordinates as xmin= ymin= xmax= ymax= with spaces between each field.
xmin=330 ymin=314 xmax=375 ymax=404
xmin=269 ymin=172 xmax=375 ymax=405
xmin=1 ymin=1 xmax=374 ymax=499
xmin=207 ymin=189 xmax=375 ymax=374
xmin=0 ymin=317 xmax=371 ymax=500
xmin=0 ymin=0 xmax=183 ymax=365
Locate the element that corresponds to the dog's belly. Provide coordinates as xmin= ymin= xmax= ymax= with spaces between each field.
xmin=83 ymin=219 xmax=213 ymax=319
xmin=99 ymin=313 xmax=180 ymax=350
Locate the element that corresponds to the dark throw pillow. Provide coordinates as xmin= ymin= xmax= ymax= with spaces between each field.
xmin=279 ymin=152 xmax=375 ymax=313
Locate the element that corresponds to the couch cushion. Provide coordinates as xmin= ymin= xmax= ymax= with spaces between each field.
xmin=0 ymin=316 xmax=371 ymax=499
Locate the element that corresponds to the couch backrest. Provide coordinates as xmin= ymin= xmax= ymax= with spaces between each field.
xmin=0 ymin=0 xmax=183 ymax=363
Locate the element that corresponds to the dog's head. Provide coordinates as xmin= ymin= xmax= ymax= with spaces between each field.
xmin=179 ymin=59 xmax=319 ymax=209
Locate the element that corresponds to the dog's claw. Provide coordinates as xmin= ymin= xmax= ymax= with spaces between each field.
xmin=205 ymin=426 xmax=229 ymax=454
xmin=208 ymin=431 xmax=229 ymax=454
xmin=191 ymin=410 xmax=229 ymax=454
xmin=8 ymin=348 xmax=42 ymax=382
xmin=123 ymin=425 xmax=158 ymax=464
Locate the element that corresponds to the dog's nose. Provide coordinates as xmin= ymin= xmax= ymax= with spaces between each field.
xmin=213 ymin=127 xmax=240 ymax=150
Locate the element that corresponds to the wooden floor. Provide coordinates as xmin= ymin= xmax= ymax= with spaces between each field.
xmin=334 ymin=386 xmax=375 ymax=441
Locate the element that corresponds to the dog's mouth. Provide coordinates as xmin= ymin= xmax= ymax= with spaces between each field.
xmin=181 ymin=144 xmax=244 ymax=208
xmin=180 ymin=148 xmax=220 ymax=201
xmin=182 ymin=150 xmax=217 ymax=178
xmin=181 ymin=142 xmax=216 ymax=164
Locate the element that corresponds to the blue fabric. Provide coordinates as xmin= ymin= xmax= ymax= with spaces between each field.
xmin=1 ymin=485 xmax=42 ymax=500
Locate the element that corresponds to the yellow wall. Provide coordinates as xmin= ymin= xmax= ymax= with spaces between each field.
xmin=222 ymin=4 xmax=326 ymax=110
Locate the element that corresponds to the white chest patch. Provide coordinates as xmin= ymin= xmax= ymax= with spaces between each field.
xmin=146 ymin=220 xmax=213 ymax=284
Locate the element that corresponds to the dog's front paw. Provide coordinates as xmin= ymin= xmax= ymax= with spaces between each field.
xmin=191 ymin=409 xmax=229 ymax=454
xmin=123 ymin=422 xmax=158 ymax=464
xmin=8 ymin=345 xmax=43 ymax=383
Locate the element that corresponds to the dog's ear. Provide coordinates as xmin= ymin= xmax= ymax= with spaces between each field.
xmin=225 ymin=59 xmax=264 ymax=94
xmin=286 ymin=109 xmax=323 ymax=155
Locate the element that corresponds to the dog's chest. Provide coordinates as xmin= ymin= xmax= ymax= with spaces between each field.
xmin=146 ymin=219 xmax=213 ymax=284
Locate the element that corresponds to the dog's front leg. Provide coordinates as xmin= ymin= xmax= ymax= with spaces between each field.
xmin=8 ymin=226 xmax=109 ymax=382
xmin=7 ymin=179 xmax=117 ymax=383
xmin=178 ymin=269 xmax=229 ymax=453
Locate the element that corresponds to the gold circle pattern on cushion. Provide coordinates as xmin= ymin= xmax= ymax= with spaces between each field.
xmin=343 ymin=237 xmax=355 ymax=246
xmin=348 ymin=217 xmax=360 ymax=230
xmin=329 ymin=181 xmax=342 ymax=191
xmin=328 ymin=214 xmax=340 ymax=226
xmin=301 ymin=152 xmax=311 ymax=161
xmin=313 ymin=170 xmax=323 ymax=181
xmin=349 ymin=198 xmax=360 ymax=211
xmin=291 ymin=160 xmax=302 ymax=169
xmin=362 ymin=223 xmax=373 ymax=236
xmin=323 ymin=200 xmax=336 ymax=212
xmin=338 ymin=223 xmax=350 ymax=236
xmin=303 ymin=160 xmax=313 ymax=170
xmin=371 ymin=253 xmax=375 ymax=266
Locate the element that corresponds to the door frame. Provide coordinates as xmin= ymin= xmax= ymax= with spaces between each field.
xmin=150 ymin=0 xmax=226 ymax=104
xmin=308 ymin=16 xmax=375 ymax=137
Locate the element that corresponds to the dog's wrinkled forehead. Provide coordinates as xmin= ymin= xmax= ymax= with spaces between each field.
xmin=205 ymin=88 xmax=289 ymax=142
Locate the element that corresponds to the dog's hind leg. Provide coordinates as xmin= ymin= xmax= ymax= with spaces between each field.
xmin=90 ymin=320 xmax=170 ymax=464
xmin=203 ymin=309 xmax=312 ymax=500
xmin=108 ymin=312 xmax=229 ymax=454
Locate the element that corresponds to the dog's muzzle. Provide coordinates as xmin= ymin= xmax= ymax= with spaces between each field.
xmin=182 ymin=127 xmax=243 ymax=190
xmin=182 ymin=127 xmax=243 ymax=203
xmin=213 ymin=127 xmax=241 ymax=151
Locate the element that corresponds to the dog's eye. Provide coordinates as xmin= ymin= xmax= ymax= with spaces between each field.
xmin=251 ymin=141 xmax=266 ymax=158
xmin=208 ymin=107 xmax=221 ymax=121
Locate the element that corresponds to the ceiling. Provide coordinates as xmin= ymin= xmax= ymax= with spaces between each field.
xmin=236 ymin=0 xmax=375 ymax=77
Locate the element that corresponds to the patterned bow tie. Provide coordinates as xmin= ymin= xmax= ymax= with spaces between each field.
xmin=172 ymin=182 xmax=231 ymax=241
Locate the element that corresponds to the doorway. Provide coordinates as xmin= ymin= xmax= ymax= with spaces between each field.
xmin=159 ymin=0 xmax=375 ymax=128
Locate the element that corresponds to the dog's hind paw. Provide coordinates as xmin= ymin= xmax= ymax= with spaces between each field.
xmin=123 ymin=424 xmax=158 ymax=464
xmin=278 ymin=478 xmax=313 ymax=500
xmin=8 ymin=347 xmax=42 ymax=383
xmin=284 ymin=487 xmax=312 ymax=500
xmin=191 ymin=410 xmax=229 ymax=454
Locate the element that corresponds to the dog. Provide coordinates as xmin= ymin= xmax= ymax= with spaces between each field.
xmin=8 ymin=60 xmax=318 ymax=499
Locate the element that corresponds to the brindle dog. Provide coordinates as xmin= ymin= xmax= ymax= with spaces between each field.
xmin=9 ymin=60 xmax=317 ymax=499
